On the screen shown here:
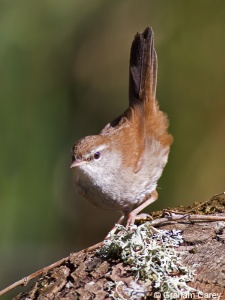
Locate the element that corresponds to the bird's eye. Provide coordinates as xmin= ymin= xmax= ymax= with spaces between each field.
xmin=94 ymin=151 xmax=101 ymax=160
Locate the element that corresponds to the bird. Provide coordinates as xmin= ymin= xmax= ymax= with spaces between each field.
xmin=71 ymin=27 xmax=173 ymax=230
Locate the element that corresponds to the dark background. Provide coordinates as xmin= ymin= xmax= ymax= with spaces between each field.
xmin=1 ymin=1 xmax=225 ymax=298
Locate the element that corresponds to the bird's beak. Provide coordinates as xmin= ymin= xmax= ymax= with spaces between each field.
xmin=70 ymin=160 xmax=87 ymax=168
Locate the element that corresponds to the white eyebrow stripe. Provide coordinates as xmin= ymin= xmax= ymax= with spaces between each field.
xmin=92 ymin=144 xmax=108 ymax=153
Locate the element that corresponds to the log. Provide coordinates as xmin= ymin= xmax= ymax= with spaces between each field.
xmin=2 ymin=193 xmax=225 ymax=300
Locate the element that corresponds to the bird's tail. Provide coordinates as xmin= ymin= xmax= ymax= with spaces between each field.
xmin=129 ymin=27 xmax=158 ymax=110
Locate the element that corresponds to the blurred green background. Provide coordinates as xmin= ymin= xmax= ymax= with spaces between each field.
xmin=1 ymin=0 xmax=225 ymax=298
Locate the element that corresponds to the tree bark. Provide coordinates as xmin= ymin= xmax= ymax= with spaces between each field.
xmin=12 ymin=194 xmax=225 ymax=300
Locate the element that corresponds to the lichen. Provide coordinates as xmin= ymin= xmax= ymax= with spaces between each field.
xmin=98 ymin=223 xmax=200 ymax=299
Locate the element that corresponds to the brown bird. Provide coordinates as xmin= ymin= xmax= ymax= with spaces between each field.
xmin=71 ymin=27 xmax=173 ymax=230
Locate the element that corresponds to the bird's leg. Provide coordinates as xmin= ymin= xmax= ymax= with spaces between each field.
xmin=85 ymin=191 xmax=158 ymax=252
xmin=126 ymin=190 xmax=158 ymax=228
xmin=104 ymin=213 xmax=126 ymax=238
xmin=85 ymin=213 xmax=125 ymax=252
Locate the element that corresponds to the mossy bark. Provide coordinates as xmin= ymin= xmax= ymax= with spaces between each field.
xmin=13 ymin=194 xmax=225 ymax=300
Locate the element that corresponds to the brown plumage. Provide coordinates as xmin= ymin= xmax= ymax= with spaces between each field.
xmin=71 ymin=27 xmax=173 ymax=228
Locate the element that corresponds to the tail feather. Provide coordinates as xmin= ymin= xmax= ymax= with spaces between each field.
xmin=129 ymin=27 xmax=158 ymax=107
